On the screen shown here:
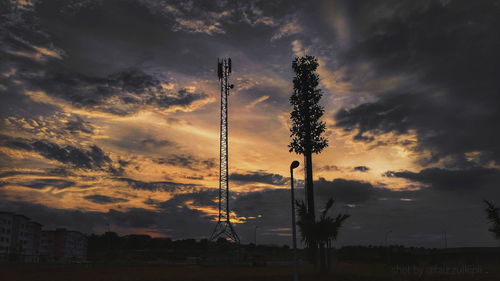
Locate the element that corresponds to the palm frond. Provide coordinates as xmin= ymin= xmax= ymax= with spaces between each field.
xmin=296 ymin=197 xmax=350 ymax=246
xmin=484 ymin=200 xmax=500 ymax=240
xmin=321 ymin=198 xmax=334 ymax=219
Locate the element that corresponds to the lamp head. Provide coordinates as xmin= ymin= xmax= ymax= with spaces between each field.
xmin=290 ymin=161 xmax=300 ymax=170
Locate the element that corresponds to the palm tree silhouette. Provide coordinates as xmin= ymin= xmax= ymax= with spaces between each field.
xmin=484 ymin=200 xmax=500 ymax=242
xmin=296 ymin=198 xmax=350 ymax=271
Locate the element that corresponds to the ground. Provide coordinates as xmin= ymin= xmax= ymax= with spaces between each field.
xmin=1 ymin=263 xmax=498 ymax=281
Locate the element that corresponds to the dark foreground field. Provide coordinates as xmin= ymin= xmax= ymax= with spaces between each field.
xmin=1 ymin=263 xmax=499 ymax=281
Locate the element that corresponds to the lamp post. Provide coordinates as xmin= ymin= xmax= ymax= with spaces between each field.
xmin=254 ymin=226 xmax=258 ymax=246
xmin=290 ymin=160 xmax=300 ymax=281
xmin=385 ymin=230 xmax=393 ymax=264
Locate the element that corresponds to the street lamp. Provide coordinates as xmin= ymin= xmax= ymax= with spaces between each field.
xmin=290 ymin=160 xmax=300 ymax=281
xmin=254 ymin=226 xmax=258 ymax=246
xmin=385 ymin=230 xmax=393 ymax=264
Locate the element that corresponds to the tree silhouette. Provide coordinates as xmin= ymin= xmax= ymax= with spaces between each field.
xmin=289 ymin=55 xmax=328 ymax=219
xmin=296 ymin=198 xmax=350 ymax=271
xmin=484 ymin=200 xmax=500 ymax=241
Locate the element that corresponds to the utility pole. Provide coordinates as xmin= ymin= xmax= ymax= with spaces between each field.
xmin=210 ymin=58 xmax=239 ymax=243
xmin=290 ymin=161 xmax=300 ymax=281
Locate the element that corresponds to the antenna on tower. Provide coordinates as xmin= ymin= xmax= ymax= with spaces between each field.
xmin=210 ymin=57 xmax=239 ymax=244
xmin=217 ymin=59 xmax=223 ymax=80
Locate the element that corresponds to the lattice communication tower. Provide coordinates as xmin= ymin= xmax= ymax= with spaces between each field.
xmin=210 ymin=58 xmax=239 ymax=243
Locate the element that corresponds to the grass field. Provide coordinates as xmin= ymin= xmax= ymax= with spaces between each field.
xmin=1 ymin=263 xmax=499 ymax=281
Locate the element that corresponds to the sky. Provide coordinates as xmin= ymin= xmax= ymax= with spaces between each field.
xmin=1 ymin=0 xmax=499 ymax=248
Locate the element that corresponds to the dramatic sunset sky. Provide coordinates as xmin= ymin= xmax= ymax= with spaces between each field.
xmin=1 ymin=0 xmax=499 ymax=247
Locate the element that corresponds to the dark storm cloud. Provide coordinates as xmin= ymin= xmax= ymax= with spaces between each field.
xmin=230 ymin=182 xmax=372 ymax=244
xmin=118 ymin=177 xmax=198 ymax=193
xmin=385 ymin=167 xmax=500 ymax=191
xmin=155 ymin=154 xmax=216 ymax=171
xmin=334 ymin=0 xmax=500 ymax=167
xmin=353 ymin=166 xmax=369 ymax=172
xmin=0 ymin=0 xmax=63 ymax=63
xmin=140 ymin=191 xmax=218 ymax=238
xmin=27 ymin=0 xmax=297 ymax=78
xmin=64 ymin=116 xmax=95 ymax=135
xmin=335 ymin=93 xmax=423 ymax=142
xmin=0 ymin=200 xmax=213 ymax=238
xmin=18 ymin=178 xmax=76 ymax=190
xmin=6 ymin=189 xmax=214 ymax=238
xmin=337 ymin=193 xmax=497 ymax=248
xmin=232 ymin=188 xmax=304 ymax=234
xmin=0 ymin=170 xmax=45 ymax=178
xmin=0 ymin=200 xmax=160 ymax=232
xmin=318 ymin=165 xmax=340 ymax=172
xmin=315 ymin=178 xmax=375 ymax=204
xmin=232 ymin=178 xmax=374 ymax=226
xmin=230 ymin=171 xmax=289 ymax=185
xmin=84 ymin=194 xmax=129 ymax=204
xmin=237 ymin=84 xmax=290 ymax=109
xmin=0 ymin=0 xmax=68 ymax=117
xmin=142 ymin=0 xmax=296 ymax=33
xmin=308 ymin=175 xmax=500 ymax=247
xmin=44 ymin=167 xmax=76 ymax=177
xmin=103 ymin=134 xmax=176 ymax=156
xmin=0 ymin=200 xmax=106 ymax=233
xmin=154 ymin=208 xmax=213 ymax=238
xmin=0 ymin=168 xmax=75 ymax=179
xmin=106 ymin=208 xmax=159 ymax=228
xmin=3 ymin=115 xmax=97 ymax=145
xmin=31 ymin=0 xmax=178 ymax=75
xmin=140 ymin=138 xmax=173 ymax=148
xmin=224 ymin=177 xmax=377 ymax=230
xmin=157 ymin=190 xmax=218 ymax=209
xmin=1 ymin=2 xmax=211 ymax=117
xmin=30 ymin=68 xmax=209 ymax=116
xmin=141 ymin=187 xmax=301 ymax=239
xmin=0 ymin=134 xmax=111 ymax=169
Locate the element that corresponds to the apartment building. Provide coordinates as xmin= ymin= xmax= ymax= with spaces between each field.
xmin=0 ymin=212 xmax=13 ymax=262
xmin=0 ymin=212 xmax=42 ymax=262
xmin=24 ymin=221 xmax=42 ymax=262
xmin=0 ymin=212 xmax=86 ymax=263
xmin=40 ymin=228 xmax=87 ymax=262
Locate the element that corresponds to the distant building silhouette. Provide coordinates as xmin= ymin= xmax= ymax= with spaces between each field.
xmin=0 ymin=212 xmax=87 ymax=263
xmin=0 ymin=212 xmax=41 ymax=262
xmin=40 ymin=228 xmax=87 ymax=262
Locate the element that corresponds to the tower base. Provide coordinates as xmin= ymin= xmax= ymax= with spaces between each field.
xmin=210 ymin=220 xmax=240 ymax=243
